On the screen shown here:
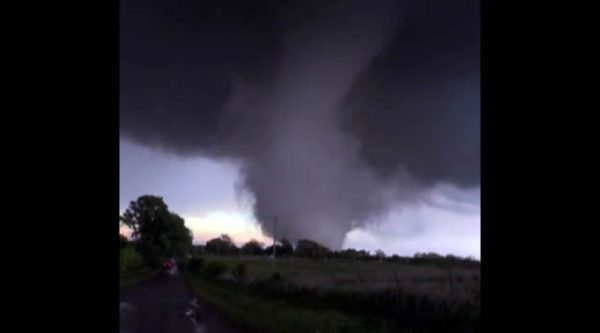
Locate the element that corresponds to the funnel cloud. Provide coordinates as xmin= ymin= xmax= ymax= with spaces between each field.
xmin=120 ymin=0 xmax=480 ymax=249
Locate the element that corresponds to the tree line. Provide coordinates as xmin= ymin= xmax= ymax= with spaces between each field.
xmin=194 ymin=234 xmax=480 ymax=268
xmin=119 ymin=195 xmax=479 ymax=269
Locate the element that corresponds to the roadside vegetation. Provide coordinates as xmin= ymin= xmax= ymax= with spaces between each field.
xmin=119 ymin=235 xmax=156 ymax=288
xmin=184 ymin=236 xmax=480 ymax=333
xmin=119 ymin=195 xmax=193 ymax=287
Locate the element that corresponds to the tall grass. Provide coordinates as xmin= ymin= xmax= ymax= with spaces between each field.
xmin=201 ymin=255 xmax=480 ymax=304
xmin=185 ymin=256 xmax=480 ymax=333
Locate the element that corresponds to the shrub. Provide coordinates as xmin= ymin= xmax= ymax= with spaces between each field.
xmin=120 ymin=247 xmax=144 ymax=272
xmin=204 ymin=260 xmax=228 ymax=278
xmin=232 ymin=263 xmax=247 ymax=280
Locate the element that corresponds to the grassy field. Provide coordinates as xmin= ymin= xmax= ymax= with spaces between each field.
xmin=185 ymin=255 xmax=480 ymax=333
xmin=201 ymin=255 xmax=479 ymax=303
xmin=186 ymin=274 xmax=369 ymax=333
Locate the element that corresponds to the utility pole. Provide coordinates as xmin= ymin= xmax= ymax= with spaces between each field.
xmin=272 ymin=216 xmax=277 ymax=272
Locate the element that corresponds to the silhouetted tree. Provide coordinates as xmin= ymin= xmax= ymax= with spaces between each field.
xmin=335 ymin=248 xmax=360 ymax=259
xmin=206 ymin=234 xmax=239 ymax=255
xmin=357 ymin=250 xmax=370 ymax=260
xmin=265 ymin=238 xmax=294 ymax=257
xmin=295 ymin=239 xmax=331 ymax=259
xmin=120 ymin=195 xmax=193 ymax=267
xmin=279 ymin=238 xmax=294 ymax=256
xmin=241 ymin=239 xmax=264 ymax=255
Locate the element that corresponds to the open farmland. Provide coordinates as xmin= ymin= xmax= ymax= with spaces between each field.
xmin=203 ymin=255 xmax=479 ymax=302
xmin=186 ymin=255 xmax=480 ymax=332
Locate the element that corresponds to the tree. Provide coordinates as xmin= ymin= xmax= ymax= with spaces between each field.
xmin=337 ymin=248 xmax=360 ymax=259
xmin=241 ymin=239 xmax=264 ymax=255
xmin=120 ymin=195 xmax=193 ymax=267
xmin=391 ymin=254 xmax=404 ymax=263
xmin=295 ymin=239 xmax=331 ymax=259
xmin=205 ymin=234 xmax=238 ymax=255
xmin=415 ymin=252 xmax=443 ymax=259
xmin=357 ymin=250 xmax=370 ymax=260
xmin=265 ymin=238 xmax=294 ymax=257
xmin=279 ymin=238 xmax=294 ymax=256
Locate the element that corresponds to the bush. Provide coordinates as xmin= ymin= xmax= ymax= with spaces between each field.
xmin=188 ymin=257 xmax=205 ymax=273
xmin=204 ymin=260 xmax=228 ymax=278
xmin=232 ymin=263 xmax=247 ymax=280
xmin=120 ymin=247 xmax=144 ymax=272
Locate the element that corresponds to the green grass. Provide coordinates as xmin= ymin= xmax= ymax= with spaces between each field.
xmin=200 ymin=255 xmax=480 ymax=303
xmin=119 ymin=246 xmax=157 ymax=288
xmin=119 ymin=267 xmax=157 ymax=288
xmin=185 ymin=273 xmax=380 ymax=333
xmin=185 ymin=256 xmax=480 ymax=333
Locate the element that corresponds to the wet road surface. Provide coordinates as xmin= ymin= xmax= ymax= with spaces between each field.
xmin=120 ymin=271 xmax=245 ymax=333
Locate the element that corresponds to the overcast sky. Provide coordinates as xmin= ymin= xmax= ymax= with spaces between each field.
xmin=120 ymin=0 xmax=480 ymax=258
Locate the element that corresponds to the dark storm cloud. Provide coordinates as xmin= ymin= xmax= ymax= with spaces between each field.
xmin=120 ymin=0 xmax=283 ymax=153
xmin=340 ymin=0 xmax=480 ymax=187
xmin=120 ymin=0 xmax=480 ymax=248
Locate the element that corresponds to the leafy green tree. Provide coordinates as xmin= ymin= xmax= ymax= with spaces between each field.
xmin=120 ymin=195 xmax=193 ymax=267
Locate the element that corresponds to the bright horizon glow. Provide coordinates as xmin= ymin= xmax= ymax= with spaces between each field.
xmin=119 ymin=210 xmax=274 ymax=247
xmin=185 ymin=211 xmax=272 ymax=246
xmin=343 ymin=202 xmax=480 ymax=259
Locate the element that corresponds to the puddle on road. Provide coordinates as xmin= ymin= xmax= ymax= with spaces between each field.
xmin=185 ymin=298 xmax=207 ymax=333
